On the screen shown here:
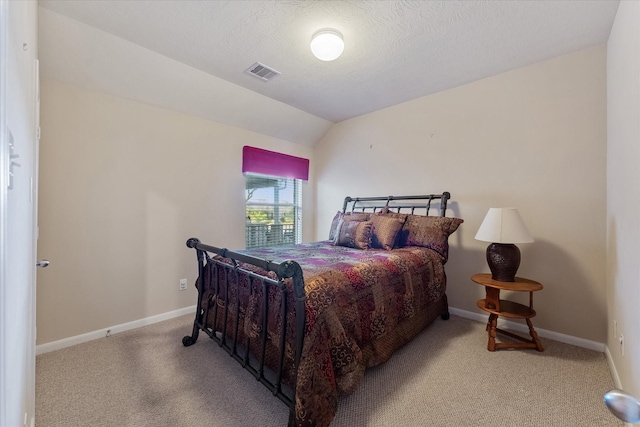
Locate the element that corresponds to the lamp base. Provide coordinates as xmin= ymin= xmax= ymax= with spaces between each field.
xmin=486 ymin=243 xmax=520 ymax=282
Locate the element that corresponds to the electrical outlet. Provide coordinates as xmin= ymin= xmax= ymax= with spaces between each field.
xmin=620 ymin=334 xmax=624 ymax=357
xmin=179 ymin=278 xmax=188 ymax=291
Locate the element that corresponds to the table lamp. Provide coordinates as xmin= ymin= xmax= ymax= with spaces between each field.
xmin=475 ymin=208 xmax=533 ymax=282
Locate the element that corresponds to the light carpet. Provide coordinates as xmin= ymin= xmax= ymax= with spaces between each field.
xmin=36 ymin=314 xmax=622 ymax=426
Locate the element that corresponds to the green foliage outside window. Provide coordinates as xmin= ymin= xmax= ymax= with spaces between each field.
xmin=246 ymin=206 xmax=295 ymax=224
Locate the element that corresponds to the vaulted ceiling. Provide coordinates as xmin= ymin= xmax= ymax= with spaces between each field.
xmin=38 ymin=0 xmax=619 ymax=145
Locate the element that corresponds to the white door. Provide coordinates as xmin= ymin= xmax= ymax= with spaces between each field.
xmin=0 ymin=1 xmax=39 ymax=426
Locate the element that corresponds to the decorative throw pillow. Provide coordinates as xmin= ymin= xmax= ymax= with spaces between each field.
xmin=328 ymin=211 xmax=372 ymax=240
xmin=403 ymin=215 xmax=464 ymax=260
xmin=370 ymin=215 xmax=405 ymax=250
xmin=328 ymin=211 xmax=343 ymax=240
xmin=346 ymin=212 xmax=372 ymax=221
xmin=379 ymin=208 xmax=410 ymax=246
xmin=334 ymin=220 xmax=373 ymax=249
xmin=383 ymin=212 xmax=408 ymax=221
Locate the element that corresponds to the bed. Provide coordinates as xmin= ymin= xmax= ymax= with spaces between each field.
xmin=182 ymin=193 xmax=462 ymax=426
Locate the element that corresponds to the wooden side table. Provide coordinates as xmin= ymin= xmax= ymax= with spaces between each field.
xmin=471 ymin=273 xmax=544 ymax=352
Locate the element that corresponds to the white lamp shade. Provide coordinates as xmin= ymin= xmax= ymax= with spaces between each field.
xmin=475 ymin=208 xmax=534 ymax=244
xmin=310 ymin=29 xmax=344 ymax=61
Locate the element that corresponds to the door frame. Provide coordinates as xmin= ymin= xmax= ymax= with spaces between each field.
xmin=0 ymin=1 xmax=38 ymax=425
xmin=0 ymin=0 xmax=11 ymax=424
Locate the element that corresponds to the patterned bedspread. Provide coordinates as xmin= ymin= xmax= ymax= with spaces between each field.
xmin=204 ymin=241 xmax=448 ymax=426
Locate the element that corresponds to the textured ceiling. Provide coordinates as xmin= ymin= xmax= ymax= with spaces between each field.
xmin=39 ymin=0 xmax=619 ymax=123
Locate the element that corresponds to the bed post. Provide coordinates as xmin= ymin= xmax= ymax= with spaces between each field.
xmin=342 ymin=196 xmax=352 ymax=213
xmin=440 ymin=294 xmax=450 ymax=320
xmin=279 ymin=260 xmax=305 ymax=427
xmin=440 ymin=192 xmax=451 ymax=217
xmin=182 ymin=238 xmax=205 ymax=347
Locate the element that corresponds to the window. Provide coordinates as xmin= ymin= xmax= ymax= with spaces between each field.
xmin=242 ymin=146 xmax=308 ymax=249
xmin=245 ymin=174 xmax=302 ymax=248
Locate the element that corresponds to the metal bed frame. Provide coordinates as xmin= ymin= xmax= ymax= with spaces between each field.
xmin=343 ymin=192 xmax=450 ymax=215
xmin=182 ymin=192 xmax=451 ymax=426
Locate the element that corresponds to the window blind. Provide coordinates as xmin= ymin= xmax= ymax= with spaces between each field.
xmin=242 ymin=146 xmax=309 ymax=181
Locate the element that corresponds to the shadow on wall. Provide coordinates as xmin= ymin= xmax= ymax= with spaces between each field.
xmin=444 ymin=245 xmax=488 ymax=312
xmin=518 ymin=238 xmax=607 ymax=340
xmin=445 ymin=200 xmax=464 ymax=247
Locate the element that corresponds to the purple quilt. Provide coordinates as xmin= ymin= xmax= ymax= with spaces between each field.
xmin=206 ymin=241 xmax=448 ymax=426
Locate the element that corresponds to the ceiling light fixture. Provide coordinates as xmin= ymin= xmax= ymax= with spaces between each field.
xmin=310 ymin=29 xmax=344 ymax=61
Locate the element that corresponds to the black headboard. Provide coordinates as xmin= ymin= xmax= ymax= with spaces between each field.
xmin=342 ymin=192 xmax=451 ymax=217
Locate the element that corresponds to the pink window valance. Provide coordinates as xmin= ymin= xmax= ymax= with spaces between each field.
xmin=242 ymin=146 xmax=309 ymax=181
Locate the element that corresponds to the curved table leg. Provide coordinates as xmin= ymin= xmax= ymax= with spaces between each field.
xmin=487 ymin=313 xmax=498 ymax=352
xmin=526 ymin=318 xmax=544 ymax=352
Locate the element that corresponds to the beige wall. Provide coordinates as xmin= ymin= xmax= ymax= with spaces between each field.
xmin=606 ymin=1 xmax=640 ymax=396
xmin=38 ymin=45 xmax=613 ymax=349
xmin=315 ymin=45 xmax=607 ymax=343
xmin=36 ymin=78 xmax=315 ymax=344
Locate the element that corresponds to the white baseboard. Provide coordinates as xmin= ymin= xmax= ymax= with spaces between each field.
xmin=36 ymin=305 xmax=197 ymax=355
xmin=448 ymin=307 xmax=606 ymax=352
xmin=602 ymin=350 xmax=633 ymax=427
xmin=37 ymin=305 xmax=606 ymax=356
xmin=604 ymin=345 xmax=623 ymax=388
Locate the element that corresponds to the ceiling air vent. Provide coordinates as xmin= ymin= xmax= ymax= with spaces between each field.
xmin=245 ymin=62 xmax=281 ymax=82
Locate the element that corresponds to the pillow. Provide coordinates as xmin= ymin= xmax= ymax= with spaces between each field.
xmin=346 ymin=212 xmax=371 ymax=221
xmin=334 ymin=219 xmax=373 ymax=249
xmin=370 ymin=215 xmax=405 ymax=250
xmin=328 ymin=211 xmax=343 ymax=240
xmin=403 ymin=215 xmax=464 ymax=260
xmin=378 ymin=209 xmax=410 ymax=246
xmin=379 ymin=209 xmax=409 ymax=224
xmin=328 ymin=211 xmax=372 ymax=240
xmin=380 ymin=207 xmax=408 ymax=219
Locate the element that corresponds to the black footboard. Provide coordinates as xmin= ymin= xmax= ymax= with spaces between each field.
xmin=183 ymin=238 xmax=306 ymax=426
